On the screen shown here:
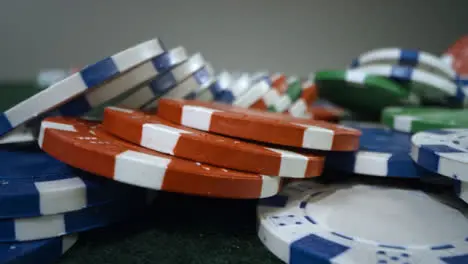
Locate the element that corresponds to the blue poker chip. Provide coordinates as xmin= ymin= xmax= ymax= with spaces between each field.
xmin=0 ymin=192 xmax=149 ymax=242
xmin=258 ymin=180 xmax=468 ymax=264
xmin=0 ymin=149 xmax=139 ymax=219
xmin=0 ymin=38 xmax=165 ymax=137
xmin=411 ymin=129 xmax=468 ymax=182
xmin=326 ymin=121 xmax=424 ymax=178
xmin=0 ymin=235 xmax=77 ymax=264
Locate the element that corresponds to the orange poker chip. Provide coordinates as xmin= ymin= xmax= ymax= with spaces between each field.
xmin=102 ymin=107 xmax=324 ymax=178
xmin=308 ymin=106 xmax=346 ymax=122
xmin=156 ymin=99 xmax=361 ymax=151
xmin=38 ymin=117 xmax=282 ymax=199
xmin=443 ymin=35 xmax=468 ymax=76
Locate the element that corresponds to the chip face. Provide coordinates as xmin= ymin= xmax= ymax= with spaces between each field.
xmin=258 ymin=181 xmax=468 ymax=264
xmin=156 ymin=99 xmax=361 ymax=151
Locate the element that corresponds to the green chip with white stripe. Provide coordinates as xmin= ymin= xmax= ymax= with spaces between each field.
xmin=381 ymin=106 xmax=468 ymax=133
xmin=315 ymin=70 xmax=413 ymax=114
xmin=269 ymin=77 xmax=304 ymax=112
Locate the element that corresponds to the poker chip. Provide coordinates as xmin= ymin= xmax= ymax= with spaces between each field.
xmin=251 ymin=76 xmax=300 ymax=111
xmin=441 ymin=35 xmax=468 ymax=78
xmin=156 ymin=99 xmax=361 ymax=151
xmin=233 ymin=78 xmax=271 ymax=108
xmin=0 ymin=235 xmax=77 ymax=264
xmin=0 ymin=149 xmax=139 ymax=218
xmin=283 ymin=81 xmax=317 ymax=114
xmin=269 ymin=78 xmax=307 ymax=113
xmin=0 ymin=125 xmax=35 ymax=145
xmin=326 ymin=121 xmax=421 ymax=178
xmin=270 ymin=73 xmax=288 ymax=93
xmin=315 ymin=70 xmax=411 ymax=113
xmin=257 ymin=180 xmax=468 ymax=264
xmin=0 ymin=195 xmax=148 ymax=242
xmin=411 ymin=129 xmax=468 ymax=182
xmin=353 ymin=64 xmax=463 ymax=105
xmin=381 ymin=106 xmax=468 ymax=133
xmin=103 ymin=107 xmax=325 ymax=178
xmin=453 ymin=180 xmax=468 ymax=204
xmin=39 ymin=117 xmax=282 ymax=199
xmin=55 ymin=46 xmax=183 ymax=116
xmin=0 ymin=38 xmax=165 ymax=137
xmin=215 ymin=73 xmax=251 ymax=104
xmin=118 ymin=53 xmax=211 ymax=109
xmin=351 ymin=48 xmax=457 ymax=80
xmin=306 ymin=106 xmax=345 ymax=121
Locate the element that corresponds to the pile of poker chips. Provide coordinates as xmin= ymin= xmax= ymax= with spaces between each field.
xmin=1 ymin=35 xmax=468 ymax=264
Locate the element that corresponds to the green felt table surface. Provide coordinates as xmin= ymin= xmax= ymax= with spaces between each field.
xmin=58 ymin=192 xmax=283 ymax=264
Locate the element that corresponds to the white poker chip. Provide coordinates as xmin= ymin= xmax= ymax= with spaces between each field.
xmin=411 ymin=128 xmax=468 ymax=182
xmin=351 ymin=48 xmax=457 ymax=80
xmin=258 ymin=180 xmax=468 ymax=264
xmin=117 ymin=52 xmax=205 ymax=109
xmin=233 ymin=79 xmax=270 ymax=108
xmin=0 ymin=38 xmax=165 ymax=137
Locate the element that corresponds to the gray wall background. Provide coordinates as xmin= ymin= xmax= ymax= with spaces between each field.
xmin=1 ymin=1 xmax=466 ymax=79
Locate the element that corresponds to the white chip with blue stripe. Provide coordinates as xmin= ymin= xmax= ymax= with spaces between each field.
xmin=411 ymin=129 xmax=468 ymax=182
xmin=258 ymin=180 xmax=468 ymax=264
xmin=0 ymin=38 xmax=165 ymax=137
xmin=118 ymin=53 xmax=206 ymax=108
xmin=351 ymin=48 xmax=457 ymax=81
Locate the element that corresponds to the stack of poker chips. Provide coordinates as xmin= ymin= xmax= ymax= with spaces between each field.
xmin=1 ymin=35 xmax=468 ymax=264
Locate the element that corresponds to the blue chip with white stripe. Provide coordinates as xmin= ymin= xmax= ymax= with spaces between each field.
xmin=326 ymin=121 xmax=423 ymax=178
xmin=0 ymin=234 xmax=77 ymax=264
xmin=351 ymin=48 xmax=457 ymax=81
xmin=411 ymin=129 xmax=468 ymax=182
xmin=0 ymin=38 xmax=165 ymax=137
xmin=0 ymin=191 xmax=149 ymax=242
xmin=0 ymin=149 xmax=140 ymax=219
xmin=257 ymin=180 xmax=468 ymax=264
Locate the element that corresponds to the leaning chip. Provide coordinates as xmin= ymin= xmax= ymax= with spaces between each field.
xmin=39 ymin=117 xmax=282 ymax=199
xmin=103 ymin=107 xmax=324 ymax=178
xmin=156 ymin=99 xmax=361 ymax=151
xmin=441 ymin=35 xmax=468 ymax=79
xmin=258 ymin=180 xmax=468 ymax=264
xmin=0 ymin=38 xmax=165 ymax=137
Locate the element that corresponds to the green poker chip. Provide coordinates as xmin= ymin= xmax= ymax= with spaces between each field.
xmin=381 ymin=106 xmax=468 ymax=133
xmin=315 ymin=70 xmax=414 ymax=114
